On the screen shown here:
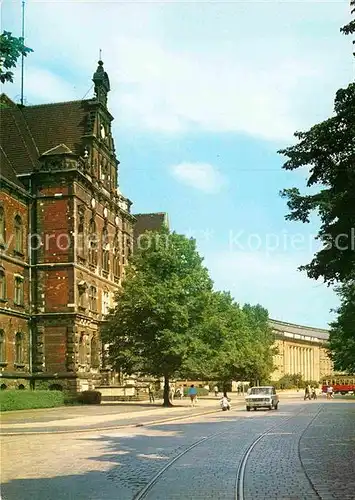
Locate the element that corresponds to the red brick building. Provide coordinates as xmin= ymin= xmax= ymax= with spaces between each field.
xmin=0 ymin=61 xmax=167 ymax=392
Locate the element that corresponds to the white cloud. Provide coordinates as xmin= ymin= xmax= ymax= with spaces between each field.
xmin=171 ymin=162 xmax=226 ymax=193
xmin=204 ymin=250 xmax=338 ymax=329
xmin=3 ymin=0 xmax=352 ymax=142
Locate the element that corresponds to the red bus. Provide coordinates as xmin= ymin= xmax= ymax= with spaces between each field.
xmin=321 ymin=375 xmax=355 ymax=395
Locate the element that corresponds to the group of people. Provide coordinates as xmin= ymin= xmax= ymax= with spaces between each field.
xmin=147 ymin=383 xmax=188 ymax=403
xmin=304 ymin=385 xmax=318 ymax=400
xmin=147 ymin=383 xmax=231 ymax=409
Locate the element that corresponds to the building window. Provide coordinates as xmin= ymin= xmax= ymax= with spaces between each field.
xmin=77 ymin=208 xmax=85 ymax=258
xmin=14 ymin=276 xmax=24 ymax=305
xmin=0 ymin=330 xmax=5 ymax=363
xmin=0 ymin=207 xmax=5 ymax=246
xmin=14 ymin=215 xmax=23 ymax=254
xmin=15 ymin=332 xmax=24 ymax=364
xmin=113 ymin=232 xmax=121 ymax=278
xmin=90 ymin=336 xmax=100 ymax=368
xmin=122 ymin=233 xmax=126 ymax=265
xmin=102 ymin=289 xmax=109 ymax=316
xmin=0 ymin=270 xmax=5 ymax=300
xmin=102 ymin=227 xmax=109 ymax=272
xmin=78 ymin=281 xmax=87 ymax=309
xmin=79 ymin=333 xmax=86 ymax=365
xmin=89 ymin=286 xmax=97 ymax=311
xmin=88 ymin=219 xmax=97 ymax=266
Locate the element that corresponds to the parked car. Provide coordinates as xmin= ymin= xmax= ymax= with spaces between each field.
xmin=245 ymin=386 xmax=279 ymax=411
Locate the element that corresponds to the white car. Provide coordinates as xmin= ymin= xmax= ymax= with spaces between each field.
xmin=245 ymin=386 xmax=279 ymax=411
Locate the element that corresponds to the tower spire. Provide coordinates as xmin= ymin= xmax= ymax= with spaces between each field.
xmin=92 ymin=59 xmax=110 ymax=107
xmin=20 ymin=0 xmax=25 ymax=106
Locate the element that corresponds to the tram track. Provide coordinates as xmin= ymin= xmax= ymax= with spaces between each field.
xmin=235 ymin=405 xmax=324 ymax=500
xmin=133 ymin=405 xmax=310 ymax=500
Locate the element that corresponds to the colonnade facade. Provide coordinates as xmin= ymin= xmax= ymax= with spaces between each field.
xmin=269 ymin=319 xmax=333 ymax=383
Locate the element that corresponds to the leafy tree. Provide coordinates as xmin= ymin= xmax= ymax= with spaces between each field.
xmin=193 ymin=293 xmax=275 ymax=389
xmin=341 ymin=1 xmax=355 ymax=55
xmin=279 ymin=6 xmax=355 ymax=371
xmin=279 ymin=83 xmax=355 ymax=284
xmin=0 ymin=31 xmax=33 ymax=84
xmin=102 ymin=228 xmax=215 ymax=406
xmin=328 ymin=281 xmax=355 ymax=373
xmin=279 ymin=2 xmax=355 ymax=284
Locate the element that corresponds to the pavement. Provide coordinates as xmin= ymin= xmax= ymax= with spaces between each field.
xmin=1 ymin=398 xmax=354 ymax=500
xmin=0 ymin=394 xmax=244 ymax=435
xmin=0 ymin=391 xmax=303 ymax=435
xmin=0 ymin=390 xmax=311 ymax=435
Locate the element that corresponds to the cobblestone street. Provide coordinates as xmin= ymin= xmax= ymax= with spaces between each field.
xmin=1 ymin=399 xmax=354 ymax=499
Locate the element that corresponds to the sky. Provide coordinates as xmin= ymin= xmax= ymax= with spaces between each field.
xmin=2 ymin=0 xmax=354 ymax=329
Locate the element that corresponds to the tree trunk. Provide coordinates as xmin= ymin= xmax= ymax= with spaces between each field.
xmin=163 ymin=375 xmax=173 ymax=407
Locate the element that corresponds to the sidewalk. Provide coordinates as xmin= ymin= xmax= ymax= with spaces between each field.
xmin=0 ymin=395 xmax=245 ymax=435
xmin=0 ymin=390 xmax=300 ymax=435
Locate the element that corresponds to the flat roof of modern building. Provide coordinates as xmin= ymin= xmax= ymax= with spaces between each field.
xmin=269 ymin=318 xmax=329 ymax=342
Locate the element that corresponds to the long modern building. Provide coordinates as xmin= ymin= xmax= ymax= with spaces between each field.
xmin=270 ymin=319 xmax=333 ymax=382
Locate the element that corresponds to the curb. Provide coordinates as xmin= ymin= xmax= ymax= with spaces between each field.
xmin=0 ymin=406 xmax=236 ymax=437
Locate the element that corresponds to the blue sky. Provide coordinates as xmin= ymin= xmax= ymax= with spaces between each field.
xmin=2 ymin=0 xmax=354 ymax=328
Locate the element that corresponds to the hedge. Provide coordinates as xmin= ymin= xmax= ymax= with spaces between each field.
xmin=77 ymin=390 xmax=102 ymax=405
xmin=0 ymin=390 xmax=65 ymax=411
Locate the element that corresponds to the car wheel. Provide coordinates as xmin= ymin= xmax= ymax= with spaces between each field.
xmin=246 ymin=406 xmax=250 ymax=411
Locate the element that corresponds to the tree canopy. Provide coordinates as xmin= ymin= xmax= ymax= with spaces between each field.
xmin=0 ymin=31 xmax=33 ymax=84
xmin=102 ymin=229 xmax=215 ymax=406
xmin=279 ymin=4 xmax=355 ymax=371
xmin=103 ymin=228 xmax=275 ymax=406
xmin=328 ymin=281 xmax=355 ymax=373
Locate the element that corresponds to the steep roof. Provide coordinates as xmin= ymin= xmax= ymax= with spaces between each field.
xmin=0 ymin=96 xmax=90 ymax=177
xmin=133 ymin=212 xmax=169 ymax=240
xmin=0 ymin=146 xmax=26 ymax=190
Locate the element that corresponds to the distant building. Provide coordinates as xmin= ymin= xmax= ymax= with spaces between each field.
xmin=0 ymin=61 xmax=165 ymax=392
xmin=133 ymin=212 xmax=169 ymax=248
xmin=270 ymin=319 xmax=333 ymax=382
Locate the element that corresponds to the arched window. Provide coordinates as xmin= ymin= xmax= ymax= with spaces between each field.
xmin=102 ymin=227 xmax=109 ymax=272
xmin=0 ymin=329 xmax=5 ymax=363
xmin=102 ymin=289 xmax=109 ymax=316
xmin=90 ymin=336 xmax=100 ymax=368
xmin=0 ymin=207 xmax=5 ymax=246
xmin=14 ymin=276 xmax=24 ymax=305
xmin=14 ymin=215 xmax=23 ymax=253
xmin=77 ymin=207 xmax=85 ymax=258
xmin=0 ymin=269 xmax=5 ymax=300
xmin=88 ymin=219 xmax=97 ymax=266
xmin=78 ymin=333 xmax=86 ymax=365
xmin=113 ymin=232 xmax=121 ymax=279
xmin=15 ymin=332 xmax=24 ymax=364
xmin=89 ymin=286 xmax=97 ymax=312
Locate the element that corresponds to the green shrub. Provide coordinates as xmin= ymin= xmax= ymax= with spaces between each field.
xmin=0 ymin=390 xmax=65 ymax=411
xmin=77 ymin=390 xmax=102 ymax=405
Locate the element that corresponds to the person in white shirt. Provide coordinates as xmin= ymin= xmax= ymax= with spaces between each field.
xmin=220 ymin=395 xmax=231 ymax=411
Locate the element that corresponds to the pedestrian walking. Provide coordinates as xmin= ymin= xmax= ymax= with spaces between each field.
xmin=214 ymin=385 xmax=218 ymax=397
xmin=148 ymin=383 xmax=155 ymax=403
xmin=188 ymin=384 xmax=197 ymax=406
xmin=304 ymin=385 xmax=311 ymax=400
xmin=327 ymin=385 xmax=333 ymax=399
xmin=169 ymin=384 xmax=175 ymax=403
